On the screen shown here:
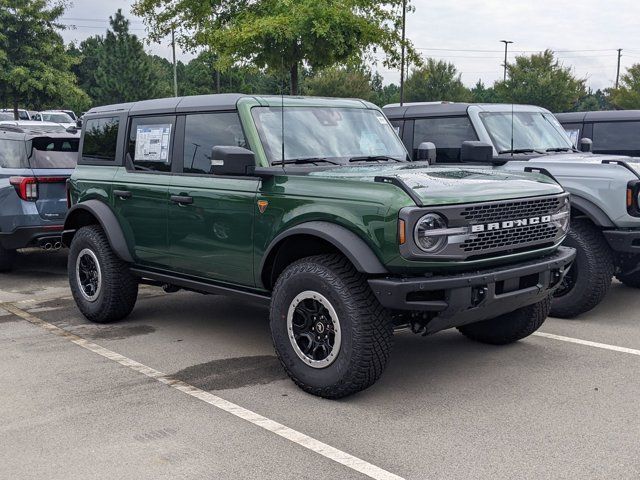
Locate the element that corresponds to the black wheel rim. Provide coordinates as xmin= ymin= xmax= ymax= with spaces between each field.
xmin=287 ymin=291 xmax=341 ymax=369
xmin=554 ymin=262 xmax=578 ymax=298
xmin=75 ymin=248 xmax=102 ymax=302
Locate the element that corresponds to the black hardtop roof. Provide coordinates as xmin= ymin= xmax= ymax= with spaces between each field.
xmin=383 ymin=102 xmax=471 ymax=119
xmin=86 ymin=93 xmax=250 ymax=116
xmin=555 ymin=110 xmax=640 ymax=123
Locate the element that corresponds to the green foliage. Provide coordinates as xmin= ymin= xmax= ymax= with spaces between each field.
xmin=87 ymin=10 xmax=172 ymax=105
xmin=609 ymin=64 xmax=640 ymax=109
xmin=470 ymin=80 xmax=500 ymax=103
xmin=574 ymin=88 xmax=612 ymax=112
xmin=132 ymin=0 xmax=417 ymax=95
xmin=494 ymin=50 xmax=586 ymax=112
xmin=404 ymin=59 xmax=471 ymax=103
xmin=0 ymin=0 xmax=89 ymax=114
xmin=304 ymin=66 xmax=377 ymax=102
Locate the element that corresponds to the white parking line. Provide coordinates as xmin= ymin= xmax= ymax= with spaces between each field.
xmin=1 ymin=303 xmax=404 ymax=480
xmin=534 ymin=331 xmax=640 ymax=356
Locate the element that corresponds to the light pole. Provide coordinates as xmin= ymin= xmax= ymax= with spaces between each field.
xmin=399 ymin=0 xmax=407 ymax=106
xmin=616 ymin=48 xmax=622 ymax=89
xmin=500 ymin=40 xmax=513 ymax=82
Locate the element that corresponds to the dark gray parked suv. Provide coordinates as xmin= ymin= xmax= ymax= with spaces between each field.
xmin=0 ymin=122 xmax=79 ymax=271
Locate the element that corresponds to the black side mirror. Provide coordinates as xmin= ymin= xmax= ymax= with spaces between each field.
xmin=211 ymin=146 xmax=256 ymax=176
xmin=417 ymin=142 xmax=436 ymax=163
xmin=76 ymin=119 xmax=83 ymax=128
xmin=460 ymin=141 xmax=494 ymax=162
xmin=579 ymin=138 xmax=593 ymax=153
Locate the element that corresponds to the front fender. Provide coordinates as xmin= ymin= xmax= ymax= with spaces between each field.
xmin=62 ymin=200 xmax=134 ymax=263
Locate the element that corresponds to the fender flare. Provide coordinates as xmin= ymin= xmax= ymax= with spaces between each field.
xmin=260 ymin=221 xmax=388 ymax=279
xmin=570 ymin=195 xmax=615 ymax=228
xmin=62 ymin=200 xmax=134 ymax=263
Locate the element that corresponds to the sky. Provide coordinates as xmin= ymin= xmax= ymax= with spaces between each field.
xmin=59 ymin=0 xmax=640 ymax=91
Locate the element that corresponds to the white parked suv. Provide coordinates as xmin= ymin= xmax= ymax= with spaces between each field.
xmin=33 ymin=111 xmax=76 ymax=129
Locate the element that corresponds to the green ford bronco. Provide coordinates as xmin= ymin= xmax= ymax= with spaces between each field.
xmin=63 ymin=94 xmax=575 ymax=398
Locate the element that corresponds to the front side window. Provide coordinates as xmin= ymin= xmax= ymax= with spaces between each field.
xmin=29 ymin=137 xmax=79 ymax=168
xmin=592 ymin=121 xmax=640 ymax=150
xmin=83 ymin=117 xmax=119 ymax=161
xmin=480 ymin=112 xmax=573 ymax=153
xmin=127 ymin=116 xmax=175 ymax=172
xmin=413 ymin=117 xmax=478 ymax=162
xmin=0 ymin=139 xmax=28 ymax=168
xmin=251 ymin=107 xmax=407 ymax=164
xmin=183 ymin=113 xmax=247 ymax=174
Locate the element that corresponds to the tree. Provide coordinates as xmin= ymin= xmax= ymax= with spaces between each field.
xmin=133 ymin=0 xmax=417 ymax=95
xmin=609 ymin=64 xmax=640 ymax=109
xmin=470 ymin=80 xmax=500 ymax=103
xmin=494 ymin=50 xmax=586 ymax=112
xmin=90 ymin=10 xmax=170 ymax=105
xmin=304 ymin=66 xmax=377 ymax=102
xmin=404 ymin=58 xmax=471 ymax=103
xmin=575 ymin=88 xmax=612 ymax=112
xmin=0 ymin=0 xmax=88 ymax=116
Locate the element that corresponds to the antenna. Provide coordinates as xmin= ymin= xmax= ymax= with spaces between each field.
xmin=510 ymin=102 xmax=514 ymax=157
xmin=280 ymin=56 xmax=286 ymax=171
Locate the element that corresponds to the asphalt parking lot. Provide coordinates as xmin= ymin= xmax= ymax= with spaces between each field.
xmin=1 ymin=249 xmax=639 ymax=479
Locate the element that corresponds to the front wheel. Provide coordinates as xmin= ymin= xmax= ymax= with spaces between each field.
xmin=68 ymin=225 xmax=139 ymax=323
xmin=551 ymin=219 xmax=614 ymax=318
xmin=457 ymin=297 xmax=550 ymax=345
xmin=270 ymin=254 xmax=393 ymax=399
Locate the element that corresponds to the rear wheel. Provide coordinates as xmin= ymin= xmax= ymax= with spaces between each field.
xmin=551 ymin=219 xmax=614 ymax=318
xmin=457 ymin=297 xmax=550 ymax=345
xmin=68 ymin=225 xmax=138 ymax=323
xmin=270 ymin=254 xmax=393 ymax=399
xmin=0 ymin=245 xmax=16 ymax=272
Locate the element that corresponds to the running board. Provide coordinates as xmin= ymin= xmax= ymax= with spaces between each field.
xmin=129 ymin=268 xmax=271 ymax=306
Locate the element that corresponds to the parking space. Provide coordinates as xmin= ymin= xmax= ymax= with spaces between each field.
xmin=2 ymin=249 xmax=640 ymax=479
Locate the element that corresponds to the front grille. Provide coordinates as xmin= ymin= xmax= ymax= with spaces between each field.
xmin=462 ymin=223 xmax=558 ymax=253
xmin=460 ymin=197 xmax=561 ymax=223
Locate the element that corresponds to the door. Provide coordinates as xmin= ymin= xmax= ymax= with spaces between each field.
xmin=167 ymin=112 xmax=259 ymax=286
xmin=111 ymin=115 xmax=176 ymax=267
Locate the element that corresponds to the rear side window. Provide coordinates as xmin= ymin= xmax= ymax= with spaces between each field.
xmin=83 ymin=117 xmax=119 ymax=161
xmin=413 ymin=117 xmax=478 ymax=162
xmin=592 ymin=121 xmax=640 ymax=150
xmin=0 ymin=138 xmax=28 ymax=168
xmin=183 ymin=113 xmax=247 ymax=174
xmin=29 ymin=137 xmax=79 ymax=169
xmin=127 ymin=116 xmax=175 ymax=172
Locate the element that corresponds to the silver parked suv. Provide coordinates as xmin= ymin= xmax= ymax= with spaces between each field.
xmin=0 ymin=121 xmax=79 ymax=271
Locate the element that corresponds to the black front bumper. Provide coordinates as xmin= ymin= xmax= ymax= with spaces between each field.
xmin=0 ymin=225 xmax=64 ymax=250
xmin=603 ymin=229 xmax=640 ymax=253
xmin=369 ymin=247 xmax=576 ymax=334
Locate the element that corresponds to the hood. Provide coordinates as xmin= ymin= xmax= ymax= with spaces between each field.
xmin=527 ymin=152 xmax=640 ymax=177
xmin=309 ymin=163 xmax=563 ymax=206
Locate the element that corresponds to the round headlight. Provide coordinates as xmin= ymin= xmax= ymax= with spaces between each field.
xmin=414 ymin=213 xmax=448 ymax=253
xmin=552 ymin=198 xmax=571 ymax=233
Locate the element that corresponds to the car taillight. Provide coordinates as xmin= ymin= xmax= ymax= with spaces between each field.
xmin=66 ymin=179 xmax=72 ymax=208
xmin=8 ymin=176 xmax=67 ymax=202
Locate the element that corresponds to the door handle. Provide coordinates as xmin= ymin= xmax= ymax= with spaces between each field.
xmin=170 ymin=195 xmax=193 ymax=205
xmin=114 ymin=190 xmax=132 ymax=199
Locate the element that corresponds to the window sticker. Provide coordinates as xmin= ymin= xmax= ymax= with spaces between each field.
xmin=135 ymin=124 xmax=172 ymax=162
xmin=565 ymin=128 xmax=580 ymax=148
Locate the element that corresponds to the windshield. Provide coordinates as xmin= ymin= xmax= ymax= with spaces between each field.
xmin=28 ymin=137 xmax=79 ymax=168
xmin=251 ymin=106 xmax=407 ymax=165
xmin=480 ymin=111 xmax=573 ymax=153
xmin=41 ymin=112 xmax=73 ymax=123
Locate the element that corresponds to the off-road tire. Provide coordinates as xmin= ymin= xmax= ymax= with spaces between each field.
xmin=616 ymin=268 xmax=640 ymax=288
xmin=457 ymin=297 xmax=551 ymax=345
xmin=0 ymin=245 xmax=16 ymax=272
xmin=270 ymin=254 xmax=393 ymax=399
xmin=550 ymin=219 xmax=614 ymax=318
xmin=68 ymin=225 xmax=138 ymax=323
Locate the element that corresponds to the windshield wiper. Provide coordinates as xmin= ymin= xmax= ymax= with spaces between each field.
xmin=545 ymin=147 xmax=572 ymax=152
xmin=272 ymin=157 xmax=341 ymax=166
xmin=349 ymin=155 xmax=402 ymax=163
xmin=498 ymin=148 xmax=545 ymax=155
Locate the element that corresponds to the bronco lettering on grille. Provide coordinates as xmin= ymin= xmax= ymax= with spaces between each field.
xmin=471 ymin=215 xmax=552 ymax=233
